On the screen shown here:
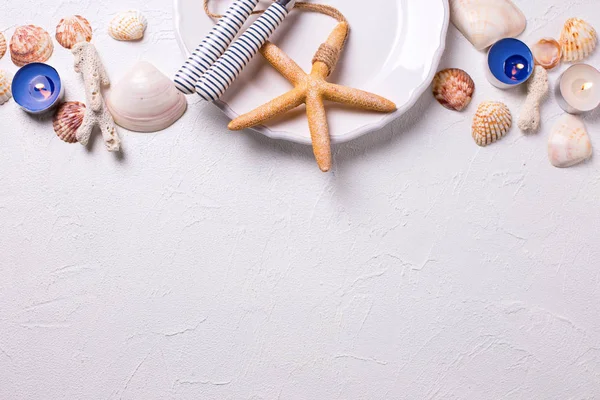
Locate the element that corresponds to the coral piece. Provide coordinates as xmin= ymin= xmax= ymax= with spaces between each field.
xmin=560 ymin=18 xmax=597 ymax=62
xmin=108 ymin=10 xmax=147 ymax=41
xmin=10 ymin=25 xmax=54 ymax=66
xmin=531 ymin=38 xmax=562 ymax=69
xmin=472 ymin=101 xmax=512 ymax=146
xmin=432 ymin=68 xmax=474 ymax=111
xmin=449 ymin=0 xmax=526 ymax=50
xmin=0 ymin=69 xmax=12 ymax=105
xmin=228 ymin=22 xmax=396 ymax=172
xmin=53 ymin=101 xmax=86 ymax=143
xmin=0 ymin=32 xmax=6 ymax=60
xmin=56 ymin=15 xmax=93 ymax=49
xmin=107 ymin=61 xmax=187 ymax=132
xmin=548 ymin=114 xmax=592 ymax=168
xmin=518 ymin=66 xmax=549 ymax=133
xmin=71 ymin=42 xmax=120 ymax=151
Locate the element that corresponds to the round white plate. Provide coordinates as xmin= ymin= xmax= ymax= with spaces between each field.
xmin=174 ymin=0 xmax=449 ymax=144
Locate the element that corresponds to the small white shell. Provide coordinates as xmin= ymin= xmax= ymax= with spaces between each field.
xmin=0 ymin=32 xmax=6 ymax=60
xmin=531 ymin=38 xmax=562 ymax=70
xmin=560 ymin=18 xmax=597 ymax=62
xmin=472 ymin=101 xmax=512 ymax=146
xmin=53 ymin=101 xmax=86 ymax=143
xmin=10 ymin=25 xmax=54 ymax=67
xmin=107 ymin=61 xmax=187 ymax=132
xmin=548 ymin=114 xmax=592 ymax=168
xmin=56 ymin=15 xmax=93 ymax=49
xmin=0 ymin=69 xmax=12 ymax=105
xmin=108 ymin=10 xmax=147 ymax=41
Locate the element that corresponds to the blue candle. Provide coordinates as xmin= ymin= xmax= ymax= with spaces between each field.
xmin=12 ymin=63 xmax=64 ymax=114
xmin=486 ymin=38 xmax=534 ymax=89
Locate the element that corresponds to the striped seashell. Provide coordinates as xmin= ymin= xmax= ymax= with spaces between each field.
xmin=560 ymin=18 xmax=597 ymax=62
xmin=0 ymin=32 xmax=6 ymax=60
xmin=0 ymin=69 xmax=12 ymax=105
xmin=53 ymin=101 xmax=86 ymax=143
xmin=10 ymin=25 xmax=54 ymax=67
xmin=56 ymin=15 xmax=92 ymax=49
xmin=472 ymin=101 xmax=512 ymax=146
xmin=432 ymin=68 xmax=475 ymax=111
xmin=108 ymin=10 xmax=147 ymax=41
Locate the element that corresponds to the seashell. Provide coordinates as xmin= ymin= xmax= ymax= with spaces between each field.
xmin=108 ymin=10 xmax=147 ymax=41
xmin=432 ymin=68 xmax=475 ymax=111
xmin=548 ymin=114 xmax=592 ymax=168
xmin=472 ymin=101 xmax=512 ymax=146
xmin=53 ymin=101 xmax=86 ymax=143
xmin=0 ymin=32 xmax=6 ymax=60
xmin=55 ymin=15 xmax=93 ymax=49
xmin=0 ymin=69 xmax=12 ymax=105
xmin=449 ymin=0 xmax=526 ymax=50
xmin=10 ymin=25 xmax=54 ymax=67
xmin=107 ymin=61 xmax=187 ymax=132
xmin=531 ymin=38 xmax=562 ymax=70
xmin=560 ymin=18 xmax=597 ymax=62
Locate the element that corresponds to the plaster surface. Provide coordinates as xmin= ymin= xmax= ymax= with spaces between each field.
xmin=1 ymin=0 xmax=600 ymax=399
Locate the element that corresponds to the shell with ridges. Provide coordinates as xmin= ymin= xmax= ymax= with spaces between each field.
xmin=56 ymin=15 xmax=93 ymax=49
xmin=108 ymin=10 xmax=147 ymax=41
xmin=0 ymin=69 xmax=12 ymax=105
xmin=560 ymin=18 xmax=597 ymax=62
xmin=531 ymin=38 xmax=562 ymax=70
xmin=432 ymin=68 xmax=475 ymax=111
xmin=53 ymin=101 xmax=86 ymax=143
xmin=0 ymin=32 xmax=6 ymax=60
xmin=548 ymin=114 xmax=592 ymax=168
xmin=472 ymin=101 xmax=512 ymax=146
xmin=10 ymin=25 xmax=54 ymax=67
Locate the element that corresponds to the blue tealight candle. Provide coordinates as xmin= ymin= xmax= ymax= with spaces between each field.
xmin=12 ymin=63 xmax=64 ymax=114
xmin=486 ymin=38 xmax=534 ymax=89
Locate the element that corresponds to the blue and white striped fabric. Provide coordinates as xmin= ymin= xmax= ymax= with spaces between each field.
xmin=174 ymin=0 xmax=260 ymax=95
xmin=195 ymin=2 xmax=290 ymax=102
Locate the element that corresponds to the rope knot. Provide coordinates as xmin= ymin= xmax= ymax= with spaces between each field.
xmin=312 ymin=43 xmax=340 ymax=77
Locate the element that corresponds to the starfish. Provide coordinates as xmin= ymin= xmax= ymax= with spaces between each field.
xmin=228 ymin=22 xmax=397 ymax=172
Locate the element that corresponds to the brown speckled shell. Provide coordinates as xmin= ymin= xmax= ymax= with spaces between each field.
xmin=432 ymin=68 xmax=475 ymax=111
xmin=53 ymin=101 xmax=86 ymax=143
xmin=531 ymin=38 xmax=562 ymax=69
xmin=10 ymin=25 xmax=54 ymax=67
xmin=56 ymin=15 xmax=92 ymax=49
xmin=0 ymin=33 xmax=6 ymax=60
xmin=560 ymin=18 xmax=597 ymax=62
xmin=472 ymin=101 xmax=512 ymax=147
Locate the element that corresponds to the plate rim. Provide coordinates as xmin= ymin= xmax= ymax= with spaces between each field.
xmin=173 ymin=0 xmax=450 ymax=145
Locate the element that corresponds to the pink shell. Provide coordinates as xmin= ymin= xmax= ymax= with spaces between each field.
xmin=531 ymin=38 xmax=562 ymax=69
xmin=0 ymin=33 xmax=6 ymax=60
xmin=55 ymin=15 xmax=93 ymax=49
xmin=432 ymin=68 xmax=475 ymax=111
xmin=10 ymin=25 xmax=54 ymax=67
xmin=53 ymin=101 xmax=86 ymax=143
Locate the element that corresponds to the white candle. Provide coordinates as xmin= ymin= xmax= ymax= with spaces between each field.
xmin=556 ymin=64 xmax=600 ymax=114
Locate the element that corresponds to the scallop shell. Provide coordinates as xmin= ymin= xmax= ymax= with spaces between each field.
xmin=10 ymin=25 xmax=54 ymax=67
xmin=53 ymin=101 xmax=86 ymax=143
xmin=472 ymin=101 xmax=512 ymax=146
xmin=0 ymin=69 xmax=12 ymax=105
xmin=0 ymin=32 xmax=6 ymax=60
xmin=432 ymin=68 xmax=475 ymax=111
xmin=56 ymin=15 xmax=92 ymax=49
xmin=108 ymin=10 xmax=147 ymax=41
xmin=560 ymin=18 xmax=597 ymax=62
xmin=548 ymin=114 xmax=592 ymax=168
xmin=449 ymin=0 xmax=526 ymax=50
xmin=107 ymin=61 xmax=187 ymax=132
xmin=531 ymin=38 xmax=562 ymax=70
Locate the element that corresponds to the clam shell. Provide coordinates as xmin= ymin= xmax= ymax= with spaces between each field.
xmin=531 ymin=38 xmax=562 ymax=70
xmin=0 ymin=69 xmax=12 ymax=105
xmin=560 ymin=18 xmax=597 ymax=62
xmin=0 ymin=32 xmax=6 ymax=60
xmin=449 ymin=0 xmax=526 ymax=50
xmin=548 ymin=114 xmax=592 ymax=168
xmin=108 ymin=10 xmax=147 ymax=41
xmin=10 ymin=25 xmax=54 ymax=67
xmin=53 ymin=101 xmax=86 ymax=143
xmin=56 ymin=15 xmax=92 ymax=49
xmin=432 ymin=68 xmax=474 ymax=111
xmin=472 ymin=101 xmax=512 ymax=146
xmin=107 ymin=61 xmax=187 ymax=132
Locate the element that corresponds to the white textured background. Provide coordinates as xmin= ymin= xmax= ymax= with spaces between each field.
xmin=1 ymin=0 xmax=600 ymax=399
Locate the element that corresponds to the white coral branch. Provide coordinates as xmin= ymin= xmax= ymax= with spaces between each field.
xmin=518 ymin=66 xmax=549 ymax=133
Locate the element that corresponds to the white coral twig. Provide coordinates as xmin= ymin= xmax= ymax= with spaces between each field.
xmin=72 ymin=42 xmax=120 ymax=152
xmin=518 ymin=65 xmax=549 ymax=133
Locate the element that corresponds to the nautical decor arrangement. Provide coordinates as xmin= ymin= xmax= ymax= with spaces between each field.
xmin=0 ymin=0 xmax=598 ymax=171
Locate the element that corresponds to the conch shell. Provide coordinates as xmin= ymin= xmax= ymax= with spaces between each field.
xmin=472 ymin=101 xmax=512 ymax=146
xmin=0 ymin=33 xmax=6 ymax=60
xmin=56 ymin=15 xmax=93 ymax=49
xmin=53 ymin=101 xmax=86 ymax=143
xmin=548 ymin=114 xmax=592 ymax=168
xmin=10 ymin=25 xmax=54 ymax=66
xmin=560 ymin=18 xmax=597 ymax=62
xmin=108 ymin=10 xmax=147 ymax=41
xmin=0 ymin=69 xmax=12 ymax=105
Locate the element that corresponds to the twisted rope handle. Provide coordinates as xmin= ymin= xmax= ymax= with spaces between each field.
xmin=203 ymin=0 xmax=347 ymax=23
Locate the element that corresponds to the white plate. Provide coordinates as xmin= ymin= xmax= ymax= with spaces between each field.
xmin=174 ymin=0 xmax=449 ymax=144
